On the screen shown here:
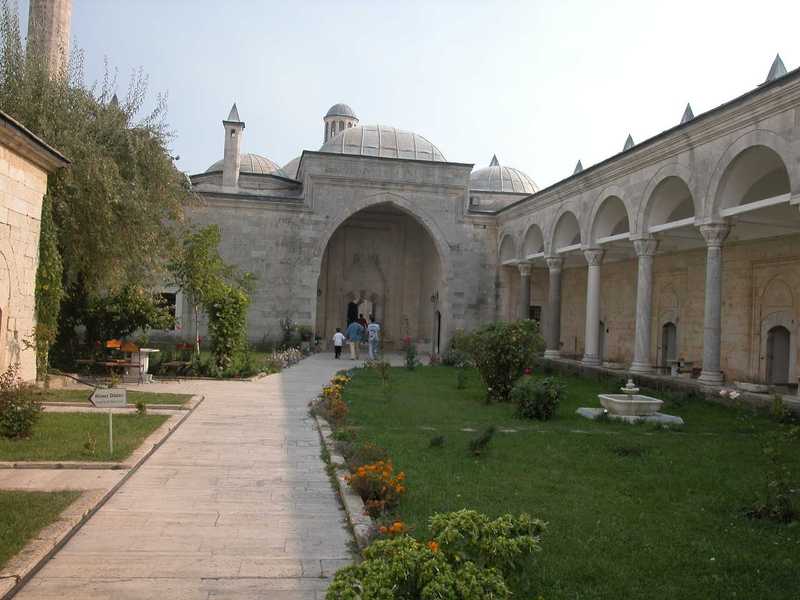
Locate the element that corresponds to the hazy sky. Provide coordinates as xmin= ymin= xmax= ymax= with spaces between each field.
xmin=19 ymin=0 xmax=800 ymax=188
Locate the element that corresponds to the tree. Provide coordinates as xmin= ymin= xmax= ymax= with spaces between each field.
xmin=0 ymin=2 xmax=194 ymax=368
xmin=169 ymin=225 xmax=254 ymax=364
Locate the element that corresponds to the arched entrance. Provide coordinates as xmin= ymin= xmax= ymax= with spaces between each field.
xmin=316 ymin=202 xmax=444 ymax=350
xmin=766 ymin=325 xmax=790 ymax=385
xmin=661 ymin=322 xmax=677 ymax=368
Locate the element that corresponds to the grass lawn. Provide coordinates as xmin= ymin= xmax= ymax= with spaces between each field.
xmin=32 ymin=388 xmax=193 ymax=405
xmin=0 ymin=490 xmax=81 ymax=569
xmin=342 ymin=366 xmax=800 ymax=599
xmin=0 ymin=413 xmax=168 ymax=462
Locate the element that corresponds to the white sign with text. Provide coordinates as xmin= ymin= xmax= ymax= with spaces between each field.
xmin=90 ymin=388 xmax=127 ymax=408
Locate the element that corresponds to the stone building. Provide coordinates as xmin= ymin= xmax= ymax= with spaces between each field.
xmin=178 ymin=56 xmax=800 ymax=387
xmin=0 ymin=111 xmax=69 ymax=381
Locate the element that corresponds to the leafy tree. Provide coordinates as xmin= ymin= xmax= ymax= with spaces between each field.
xmin=33 ymin=195 xmax=62 ymax=379
xmin=0 ymin=2 xmax=193 ymax=367
xmin=169 ymin=225 xmax=254 ymax=368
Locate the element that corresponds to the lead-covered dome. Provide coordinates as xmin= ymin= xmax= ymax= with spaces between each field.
xmin=470 ymin=155 xmax=538 ymax=194
xmin=319 ymin=125 xmax=446 ymax=162
xmin=325 ymin=103 xmax=357 ymax=119
xmin=281 ymin=155 xmax=301 ymax=179
xmin=206 ymin=153 xmax=281 ymax=175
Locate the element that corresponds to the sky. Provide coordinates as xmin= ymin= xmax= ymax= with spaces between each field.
xmin=18 ymin=0 xmax=800 ymax=188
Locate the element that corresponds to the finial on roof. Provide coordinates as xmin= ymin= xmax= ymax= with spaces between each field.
xmin=623 ymin=134 xmax=634 ymax=151
xmin=227 ymin=102 xmax=242 ymax=122
xmin=680 ymin=103 xmax=694 ymax=124
xmin=489 ymin=154 xmax=500 ymax=167
xmin=573 ymin=160 xmax=583 ymax=174
xmin=765 ymin=53 xmax=787 ymax=83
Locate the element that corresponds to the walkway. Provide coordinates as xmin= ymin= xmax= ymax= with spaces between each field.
xmin=16 ymin=354 xmax=355 ymax=599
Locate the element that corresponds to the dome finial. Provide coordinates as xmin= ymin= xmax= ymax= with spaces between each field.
xmin=623 ymin=134 xmax=635 ymax=152
xmin=573 ymin=160 xmax=583 ymax=174
xmin=489 ymin=154 xmax=500 ymax=167
xmin=680 ymin=103 xmax=694 ymax=124
xmin=765 ymin=53 xmax=787 ymax=83
xmin=227 ymin=102 xmax=242 ymax=123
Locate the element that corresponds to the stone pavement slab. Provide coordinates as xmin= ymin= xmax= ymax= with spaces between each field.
xmin=14 ymin=355 xmax=356 ymax=599
xmin=0 ymin=469 xmax=125 ymax=491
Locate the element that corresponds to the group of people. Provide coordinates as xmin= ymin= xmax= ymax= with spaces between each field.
xmin=332 ymin=313 xmax=381 ymax=360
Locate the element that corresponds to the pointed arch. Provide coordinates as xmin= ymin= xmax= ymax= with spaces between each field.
xmin=522 ymin=223 xmax=545 ymax=257
xmin=589 ymin=195 xmax=632 ymax=244
xmin=498 ymin=233 xmax=518 ymax=263
xmin=638 ymin=164 xmax=698 ymax=233
xmin=547 ymin=208 xmax=582 ymax=254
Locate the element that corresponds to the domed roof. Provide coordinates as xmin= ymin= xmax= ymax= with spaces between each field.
xmin=205 ymin=153 xmax=281 ymax=175
xmin=325 ymin=103 xmax=357 ymax=119
xmin=470 ymin=155 xmax=538 ymax=194
xmin=319 ymin=124 xmax=446 ymax=162
xmin=281 ymin=155 xmax=301 ymax=179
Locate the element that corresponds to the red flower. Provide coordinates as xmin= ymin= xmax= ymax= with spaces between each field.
xmin=523 ymin=367 xmax=532 ymax=376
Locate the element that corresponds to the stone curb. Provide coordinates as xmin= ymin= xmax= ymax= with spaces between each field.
xmin=39 ymin=398 xmax=195 ymax=411
xmin=312 ymin=413 xmax=375 ymax=552
xmin=0 ymin=394 xmax=205 ymax=600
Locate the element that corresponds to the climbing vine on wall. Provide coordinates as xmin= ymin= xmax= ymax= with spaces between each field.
xmin=33 ymin=194 xmax=63 ymax=380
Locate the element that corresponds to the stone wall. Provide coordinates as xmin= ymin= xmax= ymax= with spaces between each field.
xmin=0 ymin=144 xmax=48 ymax=381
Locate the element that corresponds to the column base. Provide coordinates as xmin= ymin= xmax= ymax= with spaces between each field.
xmin=581 ymin=355 xmax=601 ymax=367
xmin=629 ymin=361 xmax=654 ymax=374
xmin=543 ymin=349 xmax=561 ymax=359
xmin=697 ymin=370 xmax=723 ymax=387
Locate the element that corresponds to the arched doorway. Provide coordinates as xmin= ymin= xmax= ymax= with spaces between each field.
xmin=316 ymin=202 xmax=444 ymax=350
xmin=661 ymin=322 xmax=677 ymax=368
xmin=766 ymin=325 xmax=790 ymax=385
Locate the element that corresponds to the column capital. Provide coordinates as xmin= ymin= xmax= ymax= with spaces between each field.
xmin=517 ymin=262 xmax=532 ymax=277
xmin=632 ymin=236 xmax=658 ymax=257
xmin=583 ymin=248 xmax=604 ymax=267
xmin=545 ymin=256 xmax=563 ymax=272
xmin=699 ymin=222 xmax=731 ymax=248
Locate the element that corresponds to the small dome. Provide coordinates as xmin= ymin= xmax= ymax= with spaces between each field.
xmin=205 ymin=153 xmax=281 ymax=175
xmin=319 ymin=124 xmax=446 ymax=162
xmin=325 ymin=103 xmax=357 ymax=119
xmin=470 ymin=155 xmax=538 ymax=194
xmin=281 ymin=156 xmax=301 ymax=179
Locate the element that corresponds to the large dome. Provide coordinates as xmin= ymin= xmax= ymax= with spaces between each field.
xmin=470 ymin=155 xmax=538 ymax=194
xmin=206 ymin=153 xmax=281 ymax=175
xmin=326 ymin=103 xmax=357 ymax=119
xmin=319 ymin=124 xmax=446 ymax=162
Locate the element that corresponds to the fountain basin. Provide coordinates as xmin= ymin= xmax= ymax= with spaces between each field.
xmin=598 ymin=393 xmax=664 ymax=416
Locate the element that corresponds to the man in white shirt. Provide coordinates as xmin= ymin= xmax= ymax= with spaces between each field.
xmin=366 ymin=315 xmax=381 ymax=360
xmin=332 ymin=328 xmax=345 ymax=359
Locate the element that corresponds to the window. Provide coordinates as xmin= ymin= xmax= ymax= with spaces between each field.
xmin=159 ymin=292 xmax=178 ymax=330
xmin=529 ymin=305 xmax=542 ymax=323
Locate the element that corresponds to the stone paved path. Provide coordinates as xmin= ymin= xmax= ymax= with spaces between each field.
xmin=16 ymin=355 xmax=355 ymax=599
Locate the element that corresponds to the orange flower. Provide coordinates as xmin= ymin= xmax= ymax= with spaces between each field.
xmin=427 ymin=540 xmax=439 ymax=553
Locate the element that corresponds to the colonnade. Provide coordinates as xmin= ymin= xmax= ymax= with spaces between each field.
xmin=513 ymin=220 xmax=733 ymax=384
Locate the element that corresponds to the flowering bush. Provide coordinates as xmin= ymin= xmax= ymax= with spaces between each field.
xmin=378 ymin=520 xmax=408 ymax=537
xmin=464 ymin=320 xmax=544 ymax=403
xmin=0 ymin=363 xmax=42 ymax=439
xmin=326 ymin=510 xmax=546 ymax=599
xmin=345 ymin=460 xmax=406 ymax=517
xmin=402 ymin=337 xmax=419 ymax=371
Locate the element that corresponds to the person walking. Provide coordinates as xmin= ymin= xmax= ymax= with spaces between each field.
xmin=366 ymin=315 xmax=381 ymax=360
xmin=332 ymin=327 xmax=345 ymax=359
xmin=345 ymin=319 xmax=365 ymax=360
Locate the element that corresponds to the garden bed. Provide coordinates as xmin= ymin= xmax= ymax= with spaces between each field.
xmin=0 ymin=413 xmax=168 ymax=462
xmin=340 ymin=365 xmax=800 ymax=599
xmin=0 ymin=490 xmax=80 ymax=569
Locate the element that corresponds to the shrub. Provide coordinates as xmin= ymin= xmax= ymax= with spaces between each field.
xmin=0 ymin=364 xmax=42 ymax=439
xmin=468 ymin=425 xmax=496 ymax=456
xmin=345 ymin=460 xmax=406 ymax=517
xmin=326 ymin=510 xmax=546 ymax=599
xmin=512 ymin=376 xmax=564 ymax=421
xmin=135 ymin=400 xmax=147 ymax=416
xmin=345 ymin=441 xmax=389 ymax=471
xmin=206 ymin=284 xmax=250 ymax=372
xmin=467 ymin=320 xmax=544 ymax=403
xmin=402 ymin=337 xmax=419 ymax=370
xmin=443 ymin=347 xmax=470 ymax=368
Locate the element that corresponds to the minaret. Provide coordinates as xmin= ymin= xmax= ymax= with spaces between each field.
xmin=27 ymin=0 xmax=72 ymax=76
xmin=222 ymin=103 xmax=244 ymax=188
xmin=323 ymin=103 xmax=358 ymax=142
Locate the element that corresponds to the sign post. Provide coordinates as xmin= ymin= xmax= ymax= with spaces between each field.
xmin=90 ymin=389 xmax=127 ymax=456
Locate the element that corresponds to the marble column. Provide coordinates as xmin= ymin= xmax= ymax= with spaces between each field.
xmin=697 ymin=223 xmax=731 ymax=386
xmin=517 ymin=263 xmax=532 ymax=320
xmin=582 ymin=249 xmax=604 ymax=366
xmin=544 ymin=257 xmax=563 ymax=358
xmin=629 ymin=237 xmax=659 ymax=373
